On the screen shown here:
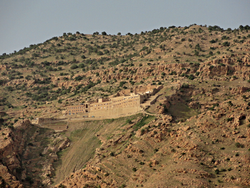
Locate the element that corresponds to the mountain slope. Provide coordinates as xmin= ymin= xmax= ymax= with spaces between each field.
xmin=0 ymin=24 xmax=250 ymax=187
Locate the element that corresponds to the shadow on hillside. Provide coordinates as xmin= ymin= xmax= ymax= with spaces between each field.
xmin=168 ymin=102 xmax=197 ymax=122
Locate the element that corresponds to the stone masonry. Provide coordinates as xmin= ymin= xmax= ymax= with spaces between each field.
xmin=65 ymin=84 xmax=163 ymax=119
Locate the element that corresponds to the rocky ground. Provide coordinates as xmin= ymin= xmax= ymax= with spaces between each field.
xmin=0 ymin=120 xmax=70 ymax=187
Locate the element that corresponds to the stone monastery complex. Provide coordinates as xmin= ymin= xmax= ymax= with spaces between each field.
xmin=65 ymin=84 xmax=163 ymax=119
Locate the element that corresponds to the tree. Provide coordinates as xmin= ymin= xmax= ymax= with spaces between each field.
xmin=188 ymin=74 xmax=195 ymax=80
xmin=195 ymin=43 xmax=201 ymax=51
xmin=72 ymin=58 xmax=77 ymax=63
xmin=97 ymin=51 xmax=103 ymax=55
xmin=209 ymin=39 xmax=218 ymax=43
xmin=126 ymin=119 xmax=132 ymax=124
xmin=222 ymin=42 xmax=230 ymax=46
xmin=79 ymin=63 xmax=85 ymax=68
xmin=70 ymin=64 xmax=78 ymax=69
xmin=74 ymin=76 xmax=83 ymax=81
xmin=102 ymin=31 xmax=107 ymax=35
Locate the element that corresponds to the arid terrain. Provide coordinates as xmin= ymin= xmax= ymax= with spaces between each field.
xmin=0 ymin=24 xmax=250 ymax=187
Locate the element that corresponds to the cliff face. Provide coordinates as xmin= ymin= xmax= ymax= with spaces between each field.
xmin=0 ymin=120 xmax=70 ymax=188
xmin=0 ymin=120 xmax=31 ymax=188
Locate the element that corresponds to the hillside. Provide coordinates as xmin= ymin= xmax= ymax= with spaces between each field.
xmin=0 ymin=24 xmax=250 ymax=187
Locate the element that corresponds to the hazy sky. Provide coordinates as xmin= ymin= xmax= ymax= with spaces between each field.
xmin=0 ymin=0 xmax=249 ymax=55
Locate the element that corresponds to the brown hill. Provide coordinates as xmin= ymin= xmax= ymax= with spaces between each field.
xmin=0 ymin=24 xmax=250 ymax=187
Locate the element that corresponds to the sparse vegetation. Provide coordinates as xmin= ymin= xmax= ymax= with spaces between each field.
xmin=0 ymin=24 xmax=250 ymax=188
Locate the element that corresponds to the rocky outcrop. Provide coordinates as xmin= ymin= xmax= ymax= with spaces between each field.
xmin=0 ymin=164 xmax=22 ymax=188
xmin=0 ymin=120 xmax=70 ymax=188
xmin=0 ymin=120 xmax=31 ymax=188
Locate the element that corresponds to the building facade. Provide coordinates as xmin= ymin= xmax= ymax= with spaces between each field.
xmin=65 ymin=84 xmax=162 ymax=119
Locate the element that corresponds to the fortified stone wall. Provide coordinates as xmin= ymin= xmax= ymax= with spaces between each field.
xmin=32 ymin=117 xmax=56 ymax=125
xmin=88 ymin=94 xmax=141 ymax=118
xmin=32 ymin=118 xmax=68 ymax=131
xmin=65 ymin=85 xmax=162 ymax=119
xmin=66 ymin=103 xmax=89 ymax=115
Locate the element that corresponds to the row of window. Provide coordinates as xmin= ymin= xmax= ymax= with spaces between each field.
xmin=67 ymin=97 xmax=139 ymax=111
xmin=68 ymin=106 xmax=87 ymax=110
xmin=69 ymin=109 xmax=88 ymax=112
xmin=91 ymin=102 xmax=138 ymax=111
xmin=112 ymin=96 xmax=138 ymax=103
xmin=68 ymin=111 xmax=89 ymax=115
xmin=90 ymin=102 xmax=111 ymax=107
xmin=89 ymin=99 xmax=139 ymax=108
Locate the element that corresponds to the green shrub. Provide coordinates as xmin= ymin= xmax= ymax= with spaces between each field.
xmin=209 ymin=39 xmax=218 ymax=43
xmin=235 ymin=142 xmax=244 ymax=148
xmin=133 ymin=115 xmax=154 ymax=131
xmin=119 ymin=184 xmax=126 ymax=188
xmin=74 ymin=76 xmax=83 ymax=81
xmin=59 ymin=184 xmax=66 ymax=188
xmin=188 ymin=74 xmax=195 ymax=80
xmin=97 ymin=51 xmax=104 ymax=55
xmin=215 ymin=169 xmax=219 ymax=174
xmin=221 ymin=36 xmax=229 ymax=40
xmin=222 ymin=42 xmax=230 ymax=46
xmin=70 ymin=64 xmax=78 ymax=69
xmin=227 ymin=117 xmax=234 ymax=122
xmin=126 ymin=119 xmax=132 ymax=124
xmin=195 ymin=43 xmax=202 ymax=51
xmin=119 ymin=81 xmax=127 ymax=87
xmin=132 ymin=167 xmax=137 ymax=172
